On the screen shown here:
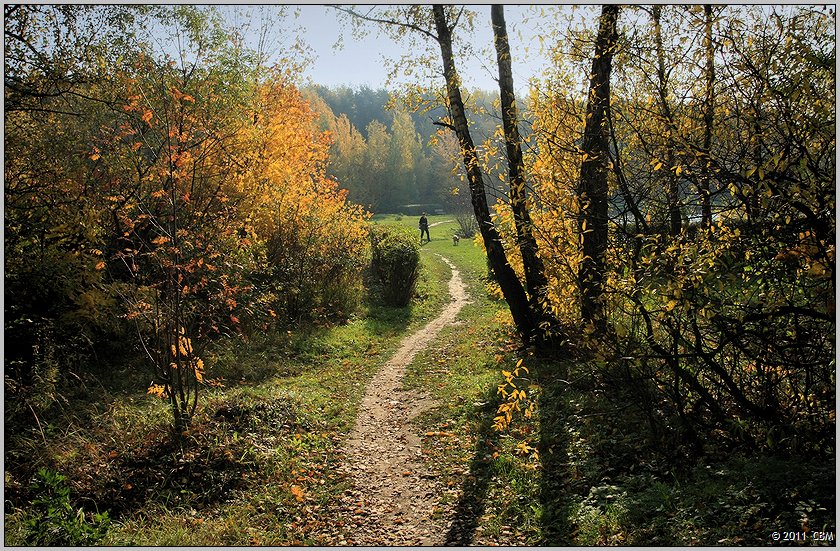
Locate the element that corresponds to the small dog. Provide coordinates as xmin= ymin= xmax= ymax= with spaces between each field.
xmin=452 ymin=233 xmax=460 ymax=246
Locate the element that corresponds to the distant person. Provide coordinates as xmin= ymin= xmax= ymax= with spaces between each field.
xmin=419 ymin=213 xmax=430 ymax=243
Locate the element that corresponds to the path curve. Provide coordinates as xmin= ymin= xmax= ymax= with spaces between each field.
xmin=330 ymin=255 xmax=470 ymax=546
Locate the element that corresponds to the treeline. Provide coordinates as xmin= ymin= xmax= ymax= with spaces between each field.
xmin=304 ymin=85 xmax=447 ymax=212
xmin=303 ymin=84 xmax=510 ymax=213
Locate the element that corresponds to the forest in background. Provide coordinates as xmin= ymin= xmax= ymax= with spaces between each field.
xmin=304 ymin=83 xmax=511 ymax=213
xmin=4 ymin=3 xmax=835 ymax=546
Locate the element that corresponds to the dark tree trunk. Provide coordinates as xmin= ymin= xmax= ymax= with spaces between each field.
xmin=432 ymin=5 xmax=537 ymax=343
xmin=653 ymin=5 xmax=682 ymax=237
xmin=700 ymin=4 xmax=715 ymax=228
xmin=578 ymin=4 xmax=619 ymax=333
xmin=491 ymin=4 xmax=562 ymax=343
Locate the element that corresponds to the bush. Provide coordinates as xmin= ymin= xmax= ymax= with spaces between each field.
xmin=370 ymin=226 xmax=420 ymax=307
xmin=23 ymin=469 xmax=110 ymax=546
xmin=454 ymin=211 xmax=478 ymax=238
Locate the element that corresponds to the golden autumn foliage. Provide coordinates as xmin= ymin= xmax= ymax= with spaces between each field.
xmin=487 ymin=5 xmax=834 ymax=452
xmin=5 ymin=9 xmax=371 ymax=432
xmin=244 ymin=78 xmax=371 ymax=320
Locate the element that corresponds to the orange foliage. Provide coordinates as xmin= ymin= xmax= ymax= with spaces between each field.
xmin=242 ymin=78 xmax=370 ymax=319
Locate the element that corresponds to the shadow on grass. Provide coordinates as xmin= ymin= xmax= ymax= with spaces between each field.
xmin=536 ymin=366 xmax=574 ymax=546
xmin=440 ymin=360 xmax=577 ymax=545
xmin=443 ymin=386 xmax=501 ymax=545
xmin=362 ymin=302 xmax=415 ymax=337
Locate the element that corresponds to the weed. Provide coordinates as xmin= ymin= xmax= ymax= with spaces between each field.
xmin=22 ymin=468 xmax=110 ymax=546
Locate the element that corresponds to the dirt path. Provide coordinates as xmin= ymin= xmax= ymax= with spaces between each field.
xmin=328 ymin=255 xmax=470 ymax=545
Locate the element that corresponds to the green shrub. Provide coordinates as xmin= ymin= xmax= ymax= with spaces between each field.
xmin=370 ymin=226 xmax=420 ymax=307
xmin=23 ymin=468 xmax=110 ymax=546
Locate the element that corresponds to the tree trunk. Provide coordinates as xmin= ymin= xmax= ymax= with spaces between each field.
xmin=431 ymin=5 xmax=537 ymax=343
xmin=700 ymin=4 xmax=715 ymax=228
xmin=653 ymin=5 xmax=682 ymax=237
xmin=490 ymin=4 xmax=561 ymax=343
xmin=578 ymin=4 xmax=618 ymax=333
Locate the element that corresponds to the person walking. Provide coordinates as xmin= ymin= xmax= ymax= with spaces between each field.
xmin=419 ymin=213 xmax=430 ymax=243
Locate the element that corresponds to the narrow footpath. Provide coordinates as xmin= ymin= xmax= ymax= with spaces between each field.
xmin=326 ymin=255 xmax=470 ymax=545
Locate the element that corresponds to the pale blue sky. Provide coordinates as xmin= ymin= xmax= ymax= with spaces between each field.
xmin=298 ymin=5 xmax=550 ymax=90
xmin=220 ymin=5 xmax=566 ymax=92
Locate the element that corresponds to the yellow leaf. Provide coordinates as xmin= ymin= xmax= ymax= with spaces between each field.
xmin=147 ymin=384 xmax=166 ymax=398
xmin=653 ymin=161 xmax=663 ymax=171
xmin=290 ymin=485 xmax=305 ymax=502
xmin=95 ymin=261 xmax=106 ymax=270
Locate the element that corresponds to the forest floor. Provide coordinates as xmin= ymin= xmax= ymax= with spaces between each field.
xmin=317 ymin=254 xmax=470 ymax=545
xmin=4 ymin=215 xmax=835 ymax=546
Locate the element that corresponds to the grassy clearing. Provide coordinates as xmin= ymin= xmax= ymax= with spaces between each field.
xmin=6 ymin=213 xmax=834 ymax=546
xmin=3 ymin=223 xmax=454 ymax=546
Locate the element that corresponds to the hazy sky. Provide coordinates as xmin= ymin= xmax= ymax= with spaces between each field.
xmin=223 ymin=5 xmax=563 ymax=92
xmin=303 ymin=5 xmax=549 ymax=90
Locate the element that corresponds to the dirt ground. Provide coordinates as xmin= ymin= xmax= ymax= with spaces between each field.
xmin=325 ymin=255 xmax=471 ymax=545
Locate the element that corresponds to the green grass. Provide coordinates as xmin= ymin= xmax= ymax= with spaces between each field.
xmin=3 ymin=226 xmax=458 ymax=546
xmin=372 ymin=213 xmax=490 ymax=279
xmin=6 ymin=213 xmax=835 ymax=546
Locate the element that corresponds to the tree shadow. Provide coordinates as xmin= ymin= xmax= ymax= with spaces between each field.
xmin=441 ymin=362 xmax=577 ymax=546
xmin=536 ymin=366 xmax=574 ymax=545
xmin=442 ymin=387 xmax=501 ymax=545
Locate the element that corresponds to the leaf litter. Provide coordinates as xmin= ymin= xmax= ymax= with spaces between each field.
xmin=312 ymin=256 xmax=472 ymax=546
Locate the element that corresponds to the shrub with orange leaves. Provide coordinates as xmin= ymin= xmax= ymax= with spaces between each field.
xmin=244 ymin=77 xmax=370 ymax=322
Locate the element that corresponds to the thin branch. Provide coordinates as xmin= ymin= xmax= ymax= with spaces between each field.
xmin=330 ymin=5 xmax=438 ymax=41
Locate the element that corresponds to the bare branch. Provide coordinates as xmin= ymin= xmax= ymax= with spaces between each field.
xmin=329 ymin=5 xmax=438 ymax=41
